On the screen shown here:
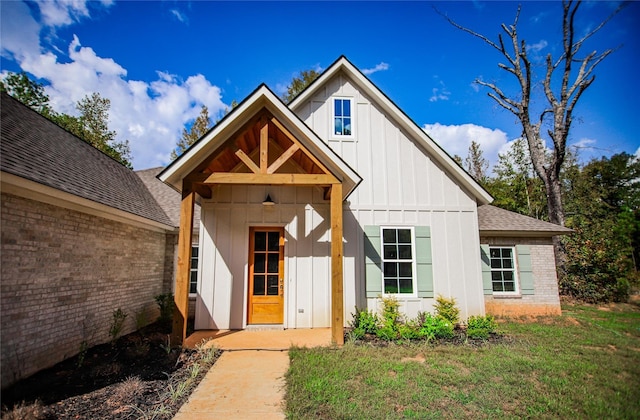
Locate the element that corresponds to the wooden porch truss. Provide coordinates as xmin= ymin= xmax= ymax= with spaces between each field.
xmin=171 ymin=109 xmax=345 ymax=346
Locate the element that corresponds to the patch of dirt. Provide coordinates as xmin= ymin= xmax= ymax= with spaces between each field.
xmin=1 ymin=322 xmax=221 ymax=420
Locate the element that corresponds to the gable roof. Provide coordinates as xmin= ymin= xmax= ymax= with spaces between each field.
xmin=136 ymin=167 xmax=201 ymax=228
xmin=478 ymin=205 xmax=572 ymax=237
xmin=289 ymin=56 xmax=493 ymax=205
xmin=0 ymin=92 xmax=173 ymax=228
xmin=159 ymin=84 xmax=362 ymax=199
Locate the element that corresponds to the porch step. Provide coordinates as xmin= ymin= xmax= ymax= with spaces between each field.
xmin=244 ymin=325 xmax=285 ymax=331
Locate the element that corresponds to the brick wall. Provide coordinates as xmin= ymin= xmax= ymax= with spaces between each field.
xmin=481 ymin=236 xmax=562 ymax=317
xmin=1 ymin=193 xmax=173 ymax=389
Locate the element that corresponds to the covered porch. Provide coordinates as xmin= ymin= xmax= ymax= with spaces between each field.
xmin=159 ymin=86 xmax=361 ymax=347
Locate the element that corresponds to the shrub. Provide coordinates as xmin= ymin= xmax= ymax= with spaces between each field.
xmin=398 ymin=320 xmax=421 ymax=340
xmin=109 ymin=308 xmax=128 ymax=343
xmin=349 ymin=307 xmax=379 ymax=339
xmin=418 ymin=312 xmax=454 ymax=340
xmin=466 ymin=315 xmax=498 ymax=339
xmin=155 ymin=293 xmax=175 ymax=325
xmin=434 ymin=295 xmax=460 ymax=325
xmin=375 ymin=296 xmax=402 ymax=341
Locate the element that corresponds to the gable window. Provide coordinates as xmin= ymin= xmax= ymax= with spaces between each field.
xmin=333 ymin=98 xmax=352 ymax=136
xmin=489 ymin=247 xmax=518 ymax=294
xmin=189 ymin=245 xmax=199 ymax=294
xmin=382 ymin=227 xmax=416 ymax=294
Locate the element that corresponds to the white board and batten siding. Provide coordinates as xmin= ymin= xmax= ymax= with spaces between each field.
xmin=295 ymin=72 xmax=486 ymax=321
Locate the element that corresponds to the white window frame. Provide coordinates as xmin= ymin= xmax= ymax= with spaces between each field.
xmin=189 ymin=244 xmax=199 ymax=296
xmin=331 ymin=97 xmax=355 ymax=140
xmin=380 ymin=226 xmax=417 ymax=297
xmin=489 ymin=246 xmax=520 ymax=295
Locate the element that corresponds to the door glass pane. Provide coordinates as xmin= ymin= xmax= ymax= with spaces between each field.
xmin=254 ymin=253 xmax=265 ymax=274
xmin=267 ymin=253 xmax=279 ymax=273
xmin=267 ymin=275 xmax=279 ymax=296
xmin=268 ymin=232 xmax=280 ymax=251
xmin=255 ymin=232 xmax=266 ymax=251
xmin=253 ymin=275 xmax=265 ymax=295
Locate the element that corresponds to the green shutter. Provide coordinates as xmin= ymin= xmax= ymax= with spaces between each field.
xmin=516 ymin=245 xmax=534 ymax=295
xmin=363 ymin=226 xmax=382 ymax=298
xmin=480 ymin=245 xmax=492 ymax=295
xmin=415 ymin=226 xmax=434 ymax=298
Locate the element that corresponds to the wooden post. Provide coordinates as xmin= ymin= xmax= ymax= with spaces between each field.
xmin=330 ymin=183 xmax=344 ymax=345
xmin=171 ymin=183 xmax=195 ymax=346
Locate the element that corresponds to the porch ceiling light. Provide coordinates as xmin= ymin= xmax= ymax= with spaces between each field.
xmin=262 ymin=194 xmax=275 ymax=206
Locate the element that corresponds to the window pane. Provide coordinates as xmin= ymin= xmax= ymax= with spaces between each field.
xmin=343 ymin=99 xmax=350 ymax=116
xmin=267 ymin=253 xmax=279 ymax=273
xmin=382 ymin=229 xmax=396 ymax=244
xmin=191 ymin=258 xmax=198 ymax=269
xmin=267 ymin=275 xmax=279 ymax=295
xmin=334 ymin=118 xmax=342 ymax=135
xmin=191 ymin=246 xmax=199 ymax=257
xmin=384 ymin=245 xmax=397 ymax=259
xmin=334 ymin=99 xmax=342 ymax=117
xmin=501 ymin=248 xmax=512 ymax=258
xmin=343 ymin=118 xmax=351 ymax=135
xmin=504 ymin=282 xmax=515 ymax=292
xmin=397 ymin=229 xmax=411 ymax=243
xmin=399 ymin=262 xmax=412 ymax=277
xmin=398 ymin=245 xmax=412 ymax=259
xmin=398 ymin=279 xmax=413 ymax=294
xmin=254 ymin=253 xmax=265 ymax=274
xmin=503 ymin=271 xmax=513 ymax=281
xmin=384 ymin=279 xmax=398 ymax=294
xmin=384 ymin=262 xmax=397 ymax=277
xmin=492 ymin=282 xmax=504 ymax=292
xmin=491 ymin=271 xmax=502 ymax=281
xmin=255 ymin=232 xmax=266 ymax=251
xmin=253 ymin=275 xmax=265 ymax=295
xmin=490 ymin=248 xmax=500 ymax=258
xmin=190 ymin=272 xmax=197 ymax=294
xmin=491 ymin=259 xmax=501 ymax=269
xmin=503 ymin=259 xmax=513 ymax=269
xmin=268 ymin=232 xmax=280 ymax=251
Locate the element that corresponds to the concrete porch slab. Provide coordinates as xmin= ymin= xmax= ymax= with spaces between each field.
xmin=184 ymin=327 xmax=333 ymax=350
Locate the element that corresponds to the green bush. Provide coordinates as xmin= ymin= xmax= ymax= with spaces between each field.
xmin=398 ymin=320 xmax=421 ymax=340
xmin=418 ymin=312 xmax=454 ymax=340
xmin=349 ymin=307 xmax=379 ymax=339
xmin=434 ymin=295 xmax=460 ymax=325
xmin=466 ymin=315 xmax=498 ymax=339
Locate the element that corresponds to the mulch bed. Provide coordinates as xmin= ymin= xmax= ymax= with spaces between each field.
xmin=1 ymin=322 xmax=220 ymax=419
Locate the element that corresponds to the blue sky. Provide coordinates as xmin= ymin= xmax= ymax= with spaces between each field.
xmin=1 ymin=1 xmax=638 ymax=170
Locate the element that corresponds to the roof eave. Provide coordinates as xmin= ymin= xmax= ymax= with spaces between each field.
xmin=479 ymin=229 xmax=573 ymax=238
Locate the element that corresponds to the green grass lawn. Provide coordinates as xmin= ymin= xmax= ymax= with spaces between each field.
xmin=285 ymin=302 xmax=640 ymax=419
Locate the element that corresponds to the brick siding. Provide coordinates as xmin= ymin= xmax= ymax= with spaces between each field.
xmin=481 ymin=236 xmax=562 ymax=316
xmin=1 ymin=193 xmax=173 ymax=388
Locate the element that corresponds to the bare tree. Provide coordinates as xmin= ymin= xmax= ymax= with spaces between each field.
xmin=440 ymin=1 xmax=625 ymax=230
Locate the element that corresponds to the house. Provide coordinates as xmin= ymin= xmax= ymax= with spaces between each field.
xmin=159 ymin=56 xmax=571 ymax=345
xmin=0 ymin=93 xmax=176 ymax=388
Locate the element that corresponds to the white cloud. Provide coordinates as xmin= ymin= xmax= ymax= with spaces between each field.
xmin=526 ymin=40 xmax=548 ymax=53
xmin=429 ymin=80 xmax=450 ymax=102
xmin=362 ymin=62 xmax=389 ymax=75
xmin=170 ymin=9 xmax=188 ymax=24
xmin=422 ymin=123 xmax=510 ymax=168
xmin=3 ymin=1 xmax=227 ymax=169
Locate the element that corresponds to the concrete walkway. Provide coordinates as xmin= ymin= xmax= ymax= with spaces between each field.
xmin=173 ymin=328 xmax=332 ymax=419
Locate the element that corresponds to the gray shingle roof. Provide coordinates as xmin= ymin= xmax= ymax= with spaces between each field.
xmin=136 ymin=167 xmax=200 ymax=228
xmin=1 ymin=92 xmax=173 ymax=227
xmin=478 ymin=204 xmax=572 ymax=237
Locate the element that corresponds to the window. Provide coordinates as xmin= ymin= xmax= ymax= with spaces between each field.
xmin=381 ymin=227 xmax=416 ymax=294
xmin=189 ymin=245 xmax=199 ymax=294
xmin=489 ymin=247 xmax=518 ymax=293
xmin=333 ymin=98 xmax=352 ymax=136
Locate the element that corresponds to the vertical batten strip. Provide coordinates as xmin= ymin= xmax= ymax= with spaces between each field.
xmin=260 ymin=117 xmax=269 ymax=173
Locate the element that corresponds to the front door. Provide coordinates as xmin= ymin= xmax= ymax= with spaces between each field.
xmin=248 ymin=227 xmax=284 ymax=324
